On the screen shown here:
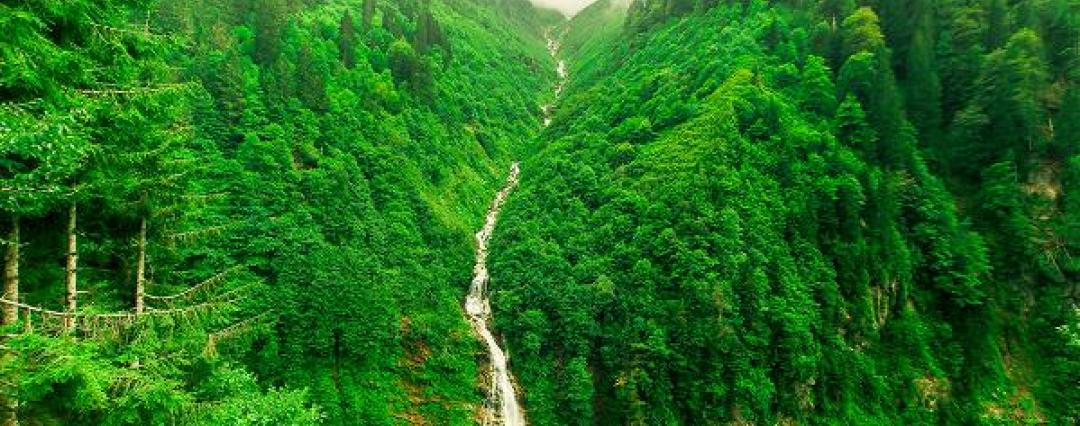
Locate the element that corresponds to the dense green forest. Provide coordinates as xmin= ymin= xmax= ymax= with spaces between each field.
xmin=1 ymin=0 xmax=556 ymax=423
xmin=1 ymin=0 xmax=1078 ymax=424
xmin=492 ymin=0 xmax=1080 ymax=424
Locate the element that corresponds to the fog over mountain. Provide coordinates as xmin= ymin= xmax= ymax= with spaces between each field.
xmin=528 ymin=0 xmax=596 ymax=16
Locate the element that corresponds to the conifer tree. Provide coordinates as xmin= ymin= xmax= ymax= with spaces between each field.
xmin=339 ymin=11 xmax=357 ymax=69
xmin=974 ymin=29 xmax=1051 ymax=171
xmin=800 ymin=55 xmax=838 ymax=117
xmin=254 ymin=0 xmax=290 ymax=66
xmin=839 ymin=7 xmax=912 ymax=168
xmin=904 ymin=0 xmax=943 ymax=146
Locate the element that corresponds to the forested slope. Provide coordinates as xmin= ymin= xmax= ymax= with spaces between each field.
xmin=1 ymin=0 xmax=555 ymax=423
xmin=491 ymin=0 xmax=1080 ymax=424
xmin=4 ymin=0 xmax=1079 ymax=424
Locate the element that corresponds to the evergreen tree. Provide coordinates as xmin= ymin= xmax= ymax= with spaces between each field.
xmin=339 ymin=11 xmax=357 ymax=69
xmin=904 ymin=0 xmax=944 ymax=148
xmin=3 ymin=0 xmax=1078 ymax=423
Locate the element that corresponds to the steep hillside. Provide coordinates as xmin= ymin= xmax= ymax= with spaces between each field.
xmin=1 ymin=0 xmax=554 ymax=423
xmin=491 ymin=0 xmax=1079 ymax=424
xmin=3 ymin=0 xmax=1078 ymax=424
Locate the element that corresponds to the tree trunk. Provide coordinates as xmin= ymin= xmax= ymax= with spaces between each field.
xmin=1 ymin=217 xmax=18 ymax=426
xmin=135 ymin=216 xmax=146 ymax=315
xmin=65 ymin=203 xmax=78 ymax=332
xmin=3 ymin=217 xmax=18 ymax=325
xmin=1 ymin=397 xmax=15 ymax=426
xmin=130 ymin=216 xmax=148 ymax=369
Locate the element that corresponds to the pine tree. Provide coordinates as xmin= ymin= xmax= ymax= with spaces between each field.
xmin=904 ymin=0 xmax=943 ymax=149
xmin=0 ymin=1 xmax=95 ymax=323
xmin=800 ymin=55 xmax=838 ymax=117
xmin=254 ymin=0 xmax=290 ymax=66
xmin=974 ymin=29 xmax=1052 ymax=171
xmin=816 ymin=0 xmax=857 ymax=68
xmin=986 ymin=0 xmax=1010 ymax=49
xmin=296 ymin=43 xmax=329 ymax=112
xmin=835 ymin=94 xmax=878 ymax=160
xmin=839 ymin=7 xmax=914 ymax=169
xmin=339 ymin=11 xmax=357 ymax=69
xmin=938 ymin=2 xmax=987 ymax=124
xmin=841 ymin=7 xmax=886 ymax=58
xmin=363 ymin=0 xmax=376 ymax=30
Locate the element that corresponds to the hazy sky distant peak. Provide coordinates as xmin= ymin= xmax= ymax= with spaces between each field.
xmin=529 ymin=0 xmax=597 ymax=16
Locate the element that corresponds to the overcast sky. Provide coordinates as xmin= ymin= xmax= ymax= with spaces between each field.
xmin=529 ymin=0 xmax=597 ymax=16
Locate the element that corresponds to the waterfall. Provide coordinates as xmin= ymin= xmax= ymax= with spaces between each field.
xmin=466 ymin=162 xmax=525 ymax=426
xmin=542 ymin=28 xmax=567 ymax=127
xmin=467 ymin=26 xmax=566 ymax=426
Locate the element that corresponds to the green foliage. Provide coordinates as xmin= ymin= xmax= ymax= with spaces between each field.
xmin=2 ymin=0 xmax=554 ymax=423
xmin=190 ymin=365 xmax=323 ymax=425
xmin=487 ymin=0 xmax=1079 ymax=424
xmin=3 ymin=0 xmax=1078 ymax=424
xmin=841 ymin=7 xmax=886 ymax=57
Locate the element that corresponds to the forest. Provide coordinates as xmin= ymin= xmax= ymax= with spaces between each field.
xmin=1 ymin=0 xmax=1078 ymax=424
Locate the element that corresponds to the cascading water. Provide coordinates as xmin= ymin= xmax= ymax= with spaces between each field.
xmin=467 ymin=26 xmax=565 ymax=426
xmin=542 ymin=27 xmax=567 ymax=127
xmin=466 ymin=162 xmax=524 ymax=426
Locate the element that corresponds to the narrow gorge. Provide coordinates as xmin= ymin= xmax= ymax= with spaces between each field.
xmin=466 ymin=26 xmax=569 ymax=425
xmin=465 ymin=161 xmax=524 ymax=425
xmin=2 ymin=0 xmax=1078 ymax=424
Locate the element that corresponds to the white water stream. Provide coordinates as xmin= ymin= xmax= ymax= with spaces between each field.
xmin=466 ymin=161 xmax=523 ymax=426
xmin=542 ymin=28 xmax=567 ymax=127
xmin=466 ymin=27 xmax=565 ymax=426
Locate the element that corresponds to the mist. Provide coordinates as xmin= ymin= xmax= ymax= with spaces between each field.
xmin=529 ymin=0 xmax=598 ymax=16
